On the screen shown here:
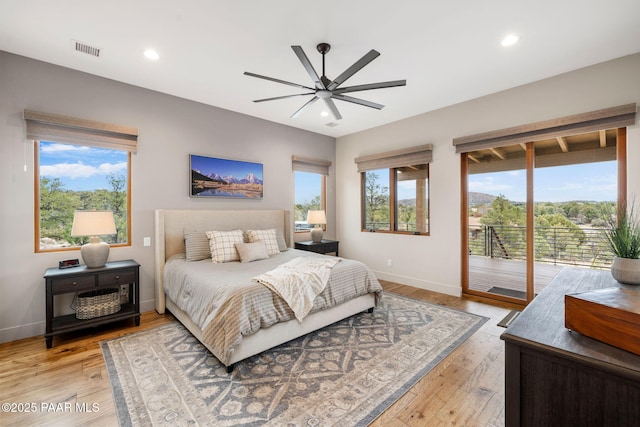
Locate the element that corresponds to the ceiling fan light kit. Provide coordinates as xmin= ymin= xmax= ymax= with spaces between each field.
xmin=244 ymin=43 xmax=406 ymax=120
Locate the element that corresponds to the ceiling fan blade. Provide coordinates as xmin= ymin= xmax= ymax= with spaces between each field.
xmin=291 ymin=96 xmax=320 ymax=119
xmin=244 ymin=71 xmax=315 ymax=91
xmin=322 ymin=98 xmax=342 ymax=120
xmin=253 ymin=93 xmax=315 ymax=103
xmin=332 ymin=94 xmax=384 ymax=110
xmin=327 ymin=49 xmax=380 ymax=91
xmin=291 ymin=46 xmax=325 ymax=90
xmin=333 ymin=80 xmax=406 ymax=94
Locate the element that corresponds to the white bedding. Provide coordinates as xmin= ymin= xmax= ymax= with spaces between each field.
xmin=163 ymin=248 xmax=382 ymax=365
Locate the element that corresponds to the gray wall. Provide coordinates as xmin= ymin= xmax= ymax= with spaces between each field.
xmin=336 ymin=53 xmax=640 ymax=296
xmin=0 ymin=51 xmax=335 ymax=343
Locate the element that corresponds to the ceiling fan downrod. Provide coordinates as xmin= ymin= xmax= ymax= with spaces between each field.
xmin=317 ymin=43 xmax=330 ymax=78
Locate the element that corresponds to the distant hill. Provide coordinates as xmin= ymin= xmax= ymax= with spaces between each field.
xmin=469 ymin=192 xmax=496 ymax=206
xmin=399 ymin=192 xmax=496 ymax=207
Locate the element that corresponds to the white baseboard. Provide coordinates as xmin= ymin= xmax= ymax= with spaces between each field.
xmin=373 ymin=270 xmax=462 ymax=297
xmin=0 ymin=321 xmax=45 ymax=344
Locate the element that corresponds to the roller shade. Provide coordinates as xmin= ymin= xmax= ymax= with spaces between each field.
xmin=24 ymin=109 xmax=138 ymax=152
xmin=354 ymin=144 xmax=433 ymax=172
xmin=452 ymin=104 xmax=636 ymax=154
xmin=292 ymin=155 xmax=331 ymax=175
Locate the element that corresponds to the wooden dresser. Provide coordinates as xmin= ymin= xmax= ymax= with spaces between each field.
xmin=500 ymin=267 xmax=640 ymax=427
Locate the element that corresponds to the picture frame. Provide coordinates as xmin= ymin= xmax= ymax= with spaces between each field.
xmin=190 ymin=154 xmax=263 ymax=199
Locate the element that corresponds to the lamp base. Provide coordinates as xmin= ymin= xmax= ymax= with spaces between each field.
xmin=311 ymin=226 xmax=323 ymax=243
xmin=80 ymin=238 xmax=110 ymax=268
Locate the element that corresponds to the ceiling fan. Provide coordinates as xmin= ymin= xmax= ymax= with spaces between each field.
xmin=244 ymin=43 xmax=406 ymax=120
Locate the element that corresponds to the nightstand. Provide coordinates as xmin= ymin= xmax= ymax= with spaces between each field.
xmin=295 ymin=239 xmax=339 ymax=256
xmin=43 ymin=259 xmax=140 ymax=348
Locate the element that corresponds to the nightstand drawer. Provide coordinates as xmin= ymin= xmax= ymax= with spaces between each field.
xmin=51 ymin=275 xmax=96 ymax=293
xmin=98 ymin=269 xmax=137 ymax=286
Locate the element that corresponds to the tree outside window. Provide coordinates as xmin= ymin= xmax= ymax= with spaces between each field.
xmin=37 ymin=141 xmax=129 ymax=251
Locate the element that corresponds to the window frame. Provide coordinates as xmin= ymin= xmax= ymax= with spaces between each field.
xmin=294 ymin=171 xmax=327 ymax=233
xmin=34 ymin=140 xmax=132 ymax=253
xmin=360 ymin=164 xmax=430 ymax=236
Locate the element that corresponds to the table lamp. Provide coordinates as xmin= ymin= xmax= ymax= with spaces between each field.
xmin=71 ymin=210 xmax=117 ymax=268
xmin=307 ymin=210 xmax=326 ymax=243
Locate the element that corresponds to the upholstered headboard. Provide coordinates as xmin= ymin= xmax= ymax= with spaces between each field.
xmin=154 ymin=209 xmax=293 ymax=313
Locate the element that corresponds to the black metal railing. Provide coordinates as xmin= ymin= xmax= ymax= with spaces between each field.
xmin=469 ymin=225 xmax=614 ymax=269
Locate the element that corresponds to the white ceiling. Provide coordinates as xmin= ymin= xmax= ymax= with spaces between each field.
xmin=2 ymin=1 xmax=640 ymax=138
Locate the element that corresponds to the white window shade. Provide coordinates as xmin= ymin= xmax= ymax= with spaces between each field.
xmin=292 ymin=155 xmax=331 ymax=175
xmin=24 ymin=109 xmax=138 ymax=152
xmin=354 ymin=144 xmax=433 ymax=173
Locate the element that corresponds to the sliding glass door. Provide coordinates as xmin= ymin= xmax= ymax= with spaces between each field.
xmin=462 ymin=129 xmax=624 ymax=304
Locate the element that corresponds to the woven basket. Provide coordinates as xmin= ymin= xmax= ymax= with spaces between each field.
xmin=74 ymin=288 xmax=121 ymax=320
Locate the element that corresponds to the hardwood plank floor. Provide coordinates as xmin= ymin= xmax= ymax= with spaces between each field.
xmin=0 ymin=281 xmax=521 ymax=426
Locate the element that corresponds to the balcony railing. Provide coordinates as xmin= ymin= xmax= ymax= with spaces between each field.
xmin=469 ymin=225 xmax=614 ymax=269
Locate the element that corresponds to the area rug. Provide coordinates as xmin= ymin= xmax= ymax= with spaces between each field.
xmin=101 ymin=292 xmax=487 ymax=426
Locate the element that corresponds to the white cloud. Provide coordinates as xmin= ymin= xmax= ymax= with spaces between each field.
xmin=41 ymin=161 xmax=126 ymax=179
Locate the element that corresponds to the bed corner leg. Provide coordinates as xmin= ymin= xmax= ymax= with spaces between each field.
xmin=226 ymin=364 xmax=234 ymax=374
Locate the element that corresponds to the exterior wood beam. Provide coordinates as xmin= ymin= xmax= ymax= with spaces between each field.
xmin=556 ymin=136 xmax=569 ymax=152
xmin=490 ymin=147 xmax=506 ymax=160
xmin=599 ymin=130 xmax=607 ymax=148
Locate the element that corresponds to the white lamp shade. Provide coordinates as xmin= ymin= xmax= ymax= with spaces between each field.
xmin=71 ymin=210 xmax=116 ymax=237
xmin=306 ymin=210 xmax=326 ymax=225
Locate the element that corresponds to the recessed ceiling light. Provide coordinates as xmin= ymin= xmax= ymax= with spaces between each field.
xmin=501 ymin=34 xmax=519 ymax=47
xmin=320 ymin=111 xmax=329 ymax=117
xmin=144 ymin=49 xmax=159 ymax=60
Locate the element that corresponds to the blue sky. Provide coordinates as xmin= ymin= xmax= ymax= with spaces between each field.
xmin=39 ymin=141 xmax=127 ymax=191
xmin=468 ymin=161 xmax=617 ymax=202
xmin=295 ymin=172 xmax=322 ymax=203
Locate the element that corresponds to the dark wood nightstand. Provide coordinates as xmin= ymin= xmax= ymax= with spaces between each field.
xmin=43 ymin=259 xmax=140 ymax=348
xmin=295 ymin=240 xmax=339 ymax=256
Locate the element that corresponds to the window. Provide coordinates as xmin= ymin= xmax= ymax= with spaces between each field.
xmin=292 ymin=156 xmax=330 ymax=232
xmin=362 ymin=165 xmax=429 ymax=234
xmin=356 ymin=144 xmax=432 ymax=235
xmin=294 ymin=171 xmax=326 ymax=231
xmin=24 ymin=110 xmax=137 ymax=252
xmin=36 ymin=141 xmax=130 ymax=251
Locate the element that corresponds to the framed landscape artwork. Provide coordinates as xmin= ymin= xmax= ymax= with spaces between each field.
xmin=190 ymin=154 xmax=263 ymax=199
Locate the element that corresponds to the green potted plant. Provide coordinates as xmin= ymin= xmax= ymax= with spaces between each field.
xmin=603 ymin=203 xmax=640 ymax=285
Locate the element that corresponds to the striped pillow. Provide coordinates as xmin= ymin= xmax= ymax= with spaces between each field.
xmin=246 ymin=229 xmax=281 ymax=256
xmin=184 ymin=231 xmax=211 ymax=261
xmin=206 ymin=229 xmax=245 ymax=263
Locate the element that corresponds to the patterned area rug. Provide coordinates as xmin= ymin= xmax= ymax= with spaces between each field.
xmin=101 ymin=292 xmax=487 ymax=426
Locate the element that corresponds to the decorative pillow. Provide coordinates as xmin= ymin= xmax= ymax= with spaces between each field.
xmin=246 ymin=229 xmax=281 ymax=256
xmin=276 ymin=231 xmax=289 ymax=252
xmin=184 ymin=231 xmax=211 ymax=261
xmin=235 ymin=242 xmax=269 ymax=263
xmin=205 ymin=229 xmax=244 ymax=263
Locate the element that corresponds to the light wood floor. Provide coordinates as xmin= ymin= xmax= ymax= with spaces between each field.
xmin=0 ymin=281 xmax=521 ymax=426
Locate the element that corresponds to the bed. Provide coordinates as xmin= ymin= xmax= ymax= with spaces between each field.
xmin=154 ymin=209 xmax=382 ymax=371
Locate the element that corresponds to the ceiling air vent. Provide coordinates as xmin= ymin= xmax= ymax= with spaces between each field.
xmin=325 ymin=122 xmax=339 ymax=127
xmin=72 ymin=40 xmax=101 ymax=58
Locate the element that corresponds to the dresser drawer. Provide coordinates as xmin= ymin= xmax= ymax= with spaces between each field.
xmin=98 ymin=269 xmax=137 ymax=287
xmin=51 ymin=275 xmax=96 ymax=293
